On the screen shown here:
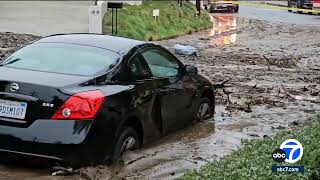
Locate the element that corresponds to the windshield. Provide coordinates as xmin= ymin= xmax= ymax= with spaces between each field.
xmin=0 ymin=43 xmax=120 ymax=76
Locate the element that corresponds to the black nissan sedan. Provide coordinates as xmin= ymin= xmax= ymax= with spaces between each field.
xmin=0 ymin=34 xmax=215 ymax=166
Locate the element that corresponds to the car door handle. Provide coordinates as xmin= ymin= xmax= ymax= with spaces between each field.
xmin=158 ymin=89 xmax=175 ymax=95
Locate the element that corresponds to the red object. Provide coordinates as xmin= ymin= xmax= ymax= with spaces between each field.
xmin=314 ymin=0 xmax=320 ymax=8
xmin=52 ymin=90 xmax=105 ymax=120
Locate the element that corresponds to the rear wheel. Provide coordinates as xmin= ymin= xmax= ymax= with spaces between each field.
xmin=195 ymin=97 xmax=214 ymax=123
xmin=297 ymin=4 xmax=303 ymax=14
xmin=209 ymin=5 xmax=215 ymax=13
xmin=234 ymin=6 xmax=239 ymax=13
xmin=288 ymin=0 xmax=292 ymax=12
xmin=112 ymin=127 xmax=141 ymax=163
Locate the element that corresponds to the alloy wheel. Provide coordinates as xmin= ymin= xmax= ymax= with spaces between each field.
xmin=120 ymin=136 xmax=136 ymax=155
xmin=198 ymin=102 xmax=211 ymax=120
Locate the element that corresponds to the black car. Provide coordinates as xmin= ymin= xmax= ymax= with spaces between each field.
xmin=209 ymin=0 xmax=239 ymax=13
xmin=287 ymin=0 xmax=313 ymax=13
xmin=0 ymin=34 xmax=215 ymax=166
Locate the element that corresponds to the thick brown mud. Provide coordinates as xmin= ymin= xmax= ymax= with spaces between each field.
xmin=0 ymin=14 xmax=320 ymax=180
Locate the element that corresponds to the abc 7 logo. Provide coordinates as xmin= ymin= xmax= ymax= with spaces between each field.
xmin=272 ymin=149 xmax=286 ymax=163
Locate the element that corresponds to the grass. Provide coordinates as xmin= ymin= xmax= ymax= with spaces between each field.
xmin=102 ymin=1 xmax=212 ymax=41
xmin=182 ymin=115 xmax=320 ymax=179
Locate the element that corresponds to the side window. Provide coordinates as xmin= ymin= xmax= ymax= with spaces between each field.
xmin=142 ymin=49 xmax=180 ymax=78
xmin=128 ymin=54 xmax=152 ymax=80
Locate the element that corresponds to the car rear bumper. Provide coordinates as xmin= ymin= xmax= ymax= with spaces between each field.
xmin=0 ymin=119 xmax=97 ymax=166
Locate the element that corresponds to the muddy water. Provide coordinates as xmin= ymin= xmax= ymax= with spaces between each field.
xmin=208 ymin=15 xmax=238 ymax=46
xmin=1 ymin=14 xmax=320 ymax=180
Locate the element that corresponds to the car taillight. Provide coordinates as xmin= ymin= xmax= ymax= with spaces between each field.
xmin=51 ymin=90 xmax=105 ymax=120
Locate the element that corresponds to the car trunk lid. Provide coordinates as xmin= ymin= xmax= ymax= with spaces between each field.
xmin=0 ymin=67 xmax=94 ymax=126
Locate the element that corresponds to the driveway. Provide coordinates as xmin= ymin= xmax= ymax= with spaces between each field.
xmin=0 ymin=1 xmax=91 ymax=35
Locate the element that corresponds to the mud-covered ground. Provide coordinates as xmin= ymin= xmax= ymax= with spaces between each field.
xmin=0 ymin=14 xmax=320 ymax=180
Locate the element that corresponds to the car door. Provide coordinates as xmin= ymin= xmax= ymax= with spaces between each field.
xmin=141 ymin=47 xmax=197 ymax=133
xmin=127 ymin=53 xmax=163 ymax=140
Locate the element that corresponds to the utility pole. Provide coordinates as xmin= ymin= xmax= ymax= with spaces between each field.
xmin=196 ymin=0 xmax=201 ymax=16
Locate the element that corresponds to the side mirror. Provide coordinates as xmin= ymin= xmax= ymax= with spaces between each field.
xmin=185 ymin=65 xmax=198 ymax=76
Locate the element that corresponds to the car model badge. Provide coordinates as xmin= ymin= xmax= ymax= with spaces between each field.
xmin=10 ymin=83 xmax=19 ymax=92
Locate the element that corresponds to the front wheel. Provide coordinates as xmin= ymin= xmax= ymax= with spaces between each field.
xmin=111 ymin=127 xmax=141 ymax=163
xmin=234 ymin=6 xmax=239 ymax=13
xmin=195 ymin=97 xmax=214 ymax=122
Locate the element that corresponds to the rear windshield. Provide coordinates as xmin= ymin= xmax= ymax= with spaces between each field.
xmin=0 ymin=43 xmax=120 ymax=76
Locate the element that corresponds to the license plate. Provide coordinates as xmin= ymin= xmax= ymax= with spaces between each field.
xmin=0 ymin=99 xmax=27 ymax=119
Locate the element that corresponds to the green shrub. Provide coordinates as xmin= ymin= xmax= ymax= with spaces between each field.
xmin=183 ymin=116 xmax=320 ymax=179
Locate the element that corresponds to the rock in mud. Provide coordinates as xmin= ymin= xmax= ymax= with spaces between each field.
xmin=173 ymin=44 xmax=198 ymax=56
xmin=290 ymin=121 xmax=300 ymax=126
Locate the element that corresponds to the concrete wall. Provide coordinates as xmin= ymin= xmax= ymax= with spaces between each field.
xmin=104 ymin=0 xmax=143 ymax=6
xmin=125 ymin=1 xmax=143 ymax=5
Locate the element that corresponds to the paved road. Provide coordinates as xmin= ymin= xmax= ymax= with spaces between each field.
xmin=0 ymin=1 xmax=90 ymax=35
xmin=236 ymin=3 xmax=320 ymax=25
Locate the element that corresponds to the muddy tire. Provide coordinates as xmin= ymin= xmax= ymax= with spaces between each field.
xmin=234 ymin=7 xmax=239 ymax=13
xmin=209 ymin=6 xmax=215 ymax=13
xmin=194 ymin=97 xmax=214 ymax=123
xmin=111 ymin=127 xmax=141 ymax=163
